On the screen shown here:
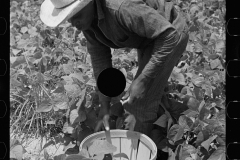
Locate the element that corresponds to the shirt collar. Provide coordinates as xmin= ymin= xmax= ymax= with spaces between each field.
xmin=95 ymin=0 xmax=105 ymax=20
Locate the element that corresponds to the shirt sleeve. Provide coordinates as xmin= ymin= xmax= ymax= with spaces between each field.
xmin=117 ymin=0 xmax=175 ymax=39
xmin=117 ymin=0 xmax=180 ymax=79
xmin=141 ymin=28 xmax=180 ymax=78
xmin=82 ymin=30 xmax=112 ymax=102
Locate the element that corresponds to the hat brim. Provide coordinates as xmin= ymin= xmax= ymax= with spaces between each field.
xmin=40 ymin=0 xmax=92 ymax=27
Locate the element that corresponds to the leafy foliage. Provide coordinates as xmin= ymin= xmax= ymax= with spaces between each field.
xmin=10 ymin=0 xmax=225 ymax=160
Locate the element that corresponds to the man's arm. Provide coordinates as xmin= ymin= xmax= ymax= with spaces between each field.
xmin=117 ymin=0 xmax=180 ymax=79
xmin=82 ymin=30 xmax=112 ymax=103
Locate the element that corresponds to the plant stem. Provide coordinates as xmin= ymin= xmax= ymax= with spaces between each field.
xmin=40 ymin=84 xmax=52 ymax=100
xmin=11 ymin=98 xmax=29 ymax=128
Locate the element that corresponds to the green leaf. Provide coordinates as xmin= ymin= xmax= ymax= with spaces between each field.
xmin=63 ymin=141 xmax=76 ymax=152
xmin=192 ymin=76 xmax=205 ymax=87
xmin=215 ymin=40 xmax=225 ymax=52
xmin=187 ymin=97 xmax=200 ymax=111
xmin=79 ymin=148 xmax=90 ymax=158
xmin=193 ymin=87 xmax=204 ymax=101
xmin=130 ymin=67 xmax=138 ymax=77
xmin=33 ymin=51 xmax=42 ymax=59
xmin=88 ymin=139 xmax=117 ymax=157
xmin=64 ymin=84 xmax=81 ymax=96
xmin=181 ymin=144 xmax=197 ymax=160
xmin=41 ymin=56 xmax=47 ymax=67
xmin=199 ymin=106 xmax=210 ymax=121
xmin=10 ymin=33 xmax=16 ymax=46
xmin=44 ymin=149 xmax=50 ymax=160
xmin=76 ymin=88 xmax=86 ymax=108
xmin=168 ymin=148 xmax=176 ymax=160
xmin=175 ymin=145 xmax=183 ymax=160
xmin=70 ymin=109 xmax=79 ymax=125
xmin=62 ymin=122 xmax=74 ymax=134
xmin=46 ymin=120 xmax=55 ymax=125
xmin=10 ymin=139 xmax=20 ymax=148
xmin=62 ymin=76 xmax=74 ymax=84
xmin=43 ymin=140 xmax=55 ymax=150
xmin=190 ymin=5 xmax=199 ymax=15
xmin=11 ymin=56 xmax=26 ymax=68
xmin=63 ymin=62 xmax=74 ymax=74
xmin=168 ymin=124 xmax=184 ymax=143
xmin=210 ymin=59 xmax=221 ymax=69
xmin=20 ymin=26 xmax=28 ymax=33
xmin=53 ymin=85 xmax=65 ymax=93
xmin=202 ymin=84 xmax=212 ymax=97
xmin=64 ymin=154 xmax=86 ymax=160
xmin=216 ymin=137 xmax=225 ymax=146
xmin=70 ymin=109 xmax=86 ymax=125
xmin=154 ymin=114 xmax=168 ymax=128
xmin=28 ymin=26 xmax=38 ymax=37
xmin=208 ymin=54 xmax=219 ymax=60
xmin=69 ymin=73 xmax=85 ymax=83
xmin=198 ymin=100 xmax=205 ymax=112
xmin=195 ymin=131 xmax=204 ymax=146
xmin=21 ymin=33 xmax=30 ymax=40
xmin=120 ymin=67 xmax=127 ymax=78
xmin=92 ymin=153 xmax=105 ymax=160
xmin=178 ymin=115 xmax=193 ymax=130
xmin=53 ymin=154 xmax=66 ymax=160
xmin=10 ymin=145 xmax=26 ymax=160
xmin=217 ymin=110 xmax=225 ymax=126
xmin=201 ymin=135 xmax=218 ymax=151
xmin=181 ymin=109 xmax=198 ymax=118
xmin=208 ymin=146 xmax=225 ymax=160
xmin=12 ymin=49 xmax=22 ymax=56
xmin=17 ymin=39 xmax=31 ymax=49
xmin=86 ymin=78 xmax=96 ymax=87
xmin=36 ymin=72 xmax=44 ymax=83
xmin=11 ymin=77 xmax=22 ymax=88
xmin=170 ymin=70 xmax=186 ymax=85
xmin=214 ymin=126 xmax=225 ymax=140
xmin=36 ymin=100 xmax=53 ymax=113
xmin=10 ymin=57 xmax=17 ymax=64
xmin=181 ymin=87 xmax=194 ymax=96
xmin=186 ymin=43 xmax=194 ymax=52
xmin=55 ymin=101 xmax=68 ymax=110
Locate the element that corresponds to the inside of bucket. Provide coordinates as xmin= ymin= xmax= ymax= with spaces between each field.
xmin=85 ymin=137 xmax=155 ymax=160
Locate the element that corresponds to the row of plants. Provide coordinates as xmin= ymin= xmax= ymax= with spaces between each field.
xmin=10 ymin=0 xmax=225 ymax=160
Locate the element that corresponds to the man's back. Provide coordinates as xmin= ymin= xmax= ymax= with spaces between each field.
xmin=83 ymin=0 xmax=177 ymax=49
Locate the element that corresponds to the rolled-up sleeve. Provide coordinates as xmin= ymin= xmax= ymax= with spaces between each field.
xmin=82 ymin=30 xmax=112 ymax=102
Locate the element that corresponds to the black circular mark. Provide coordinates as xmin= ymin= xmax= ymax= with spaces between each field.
xmin=0 ymin=59 xmax=7 ymax=76
xmin=0 ymin=100 xmax=7 ymax=118
xmin=97 ymin=68 xmax=126 ymax=97
xmin=0 ymin=142 xmax=7 ymax=159
xmin=0 ymin=17 xmax=7 ymax=35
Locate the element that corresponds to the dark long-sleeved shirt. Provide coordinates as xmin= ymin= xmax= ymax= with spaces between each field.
xmin=82 ymin=0 xmax=185 ymax=102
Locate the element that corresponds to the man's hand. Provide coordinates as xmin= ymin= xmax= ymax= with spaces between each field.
xmin=94 ymin=101 xmax=110 ymax=132
xmin=122 ymin=74 xmax=151 ymax=105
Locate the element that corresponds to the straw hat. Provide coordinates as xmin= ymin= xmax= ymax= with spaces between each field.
xmin=40 ymin=0 xmax=92 ymax=27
